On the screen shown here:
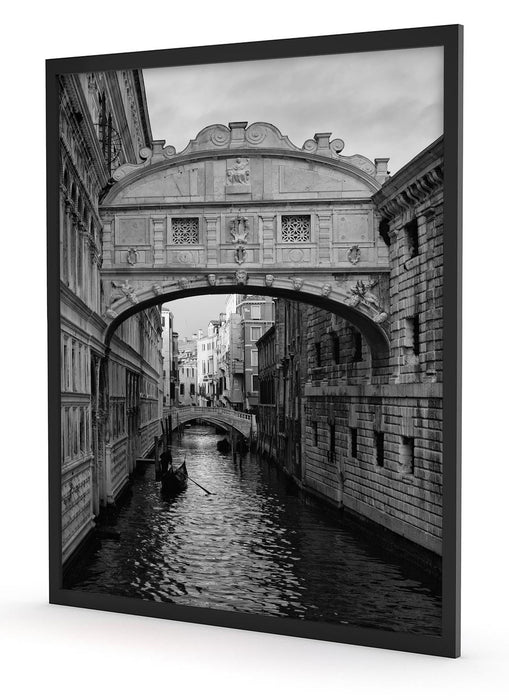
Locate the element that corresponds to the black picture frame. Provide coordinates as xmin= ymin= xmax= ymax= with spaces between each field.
xmin=47 ymin=24 xmax=462 ymax=657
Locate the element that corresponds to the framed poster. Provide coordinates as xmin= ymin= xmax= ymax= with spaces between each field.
xmin=47 ymin=24 xmax=462 ymax=657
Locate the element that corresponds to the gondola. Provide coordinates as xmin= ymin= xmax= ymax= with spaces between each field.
xmin=217 ymin=437 xmax=230 ymax=454
xmin=160 ymin=460 xmax=188 ymax=495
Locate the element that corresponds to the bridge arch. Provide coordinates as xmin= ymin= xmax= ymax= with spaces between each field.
xmin=103 ymin=277 xmax=389 ymax=360
xmin=167 ymin=406 xmax=254 ymax=439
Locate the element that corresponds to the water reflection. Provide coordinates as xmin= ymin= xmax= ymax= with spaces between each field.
xmin=65 ymin=425 xmax=441 ymax=635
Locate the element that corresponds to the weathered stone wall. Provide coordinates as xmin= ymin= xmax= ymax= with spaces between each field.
xmin=301 ymin=138 xmax=444 ymax=554
xmin=257 ymin=138 xmax=444 ymax=555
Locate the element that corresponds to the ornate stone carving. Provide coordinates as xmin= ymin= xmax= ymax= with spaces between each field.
xmin=230 ymin=215 xmax=249 ymax=244
xmin=152 ymin=284 xmax=163 ymax=296
xmin=292 ymin=277 xmax=304 ymax=291
xmin=109 ymin=280 xmax=138 ymax=306
xmin=281 ymin=215 xmax=311 ymax=243
xmin=264 ymin=274 xmax=275 ymax=287
xmin=126 ymin=247 xmax=138 ymax=266
xmin=177 ymin=277 xmax=190 ymax=289
xmin=176 ymin=251 xmax=193 ymax=264
xmin=235 ymin=270 xmax=248 ymax=285
xmin=226 ymin=158 xmax=250 ymax=185
xmin=347 ymin=245 xmax=361 ymax=265
xmin=234 ymin=245 xmax=247 ymax=265
xmin=207 ymin=274 xmax=217 ymax=286
xmin=321 ymin=283 xmax=332 ymax=297
xmin=289 ymin=248 xmax=304 ymax=263
xmin=345 ymin=280 xmax=388 ymax=322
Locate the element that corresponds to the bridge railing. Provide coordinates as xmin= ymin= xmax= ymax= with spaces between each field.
xmin=164 ymin=405 xmax=254 ymax=423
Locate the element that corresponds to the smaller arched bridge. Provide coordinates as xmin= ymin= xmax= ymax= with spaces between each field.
xmin=164 ymin=406 xmax=255 ymax=439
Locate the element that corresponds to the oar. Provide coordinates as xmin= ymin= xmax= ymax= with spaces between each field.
xmin=180 ymin=452 xmax=214 ymax=496
xmin=187 ymin=474 xmax=214 ymax=496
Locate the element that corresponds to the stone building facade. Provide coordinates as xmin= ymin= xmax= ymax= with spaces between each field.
xmin=197 ymin=321 xmax=220 ymax=405
xmin=177 ymin=344 xmax=198 ymax=406
xmin=161 ymin=307 xmax=178 ymax=406
xmin=59 ymin=69 xmax=163 ymax=564
xmin=257 ymin=137 xmax=444 ymax=555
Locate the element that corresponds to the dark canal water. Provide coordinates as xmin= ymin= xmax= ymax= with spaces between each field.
xmin=65 ymin=425 xmax=442 ymax=635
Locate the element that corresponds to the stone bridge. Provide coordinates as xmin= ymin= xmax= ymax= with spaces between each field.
xmin=164 ymin=405 xmax=255 ymax=439
xmin=99 ymin=121 xmax=392 ymax=358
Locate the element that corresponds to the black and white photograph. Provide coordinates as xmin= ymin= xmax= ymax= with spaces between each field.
xmin=49 ymin=26 xmax=461 ymax=657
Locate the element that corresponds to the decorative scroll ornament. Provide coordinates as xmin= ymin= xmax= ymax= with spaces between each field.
xmin=126 ymin=248 xmax=138 ymax=266
xmin=207 ymin=274 xmax=217 ymax=286
xmin=265 ymin=274 xmax=275 ymax=287
xmin=347 ymin=245 xmax=361 ymax=265
xmin=112 ymin=146 xmax=153 ymax=181
xmin=346 ymin=280 xmax=388 ymax=322
xmin=292 ymin=277 xmax=304 ymax=291
xmin=245 ymin=124 xmax=266 ymax=144
xmin=321 ymin=283 xmax=332 ymax=297
xmin=330 ymin=138 xmax=345 ymax=157
xmin=226 ymin=158 xmax=250 ymax=185
xmin=235 ymin=270 xmax=248 ymax=285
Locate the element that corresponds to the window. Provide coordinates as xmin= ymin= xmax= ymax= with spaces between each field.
xmin=332 ymin=334 xmax=340 ymax=364
xmin=315 ymin=341 xmax=321 ymax=366
xmin=404 ymin=315 xmax=420 ymax=358
xmin=352 ymin=330 xmax=363 ymax=362
xmin=405 ymin=218 xmax=419 ymax=258
xmin=313 ymin=421 xmax=318 ymax=447
xmin=251 ymin=349 xmax=258 ymax=367
xmin=171 ymin=217 xmax=199 ymax=245
xmin=251 ymin=326 xmax=262 ymax=341
xmin=328 ymin=423 xmax=336 ymax=462
xmin=281 ymin=215 xmax=311 ymax=242
xmin=374 ymin=431 xmax=384 ymax=467
xmin=190 ymin=383 xmax=195 ymax=395
xmin=350 ymin=428 xmax=358 ymax=458
xmin=251 ymin=306 xmax=261 ymax=320
xmin=180 ymin=383 xmax=184 ymax=395
xmin=252 ymin=375 xmax=259 ymax=392
xmin=411 ymin=314 xmax=420 ymax=356
xmin=400 ymin=436 xmax=415 ymax=474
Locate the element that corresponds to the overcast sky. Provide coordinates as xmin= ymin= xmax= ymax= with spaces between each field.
xmin=145 ymin=47 xmax=443 ymax=337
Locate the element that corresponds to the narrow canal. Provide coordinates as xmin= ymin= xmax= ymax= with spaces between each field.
xmin=65 ymin=424 xmax=442 ymax=635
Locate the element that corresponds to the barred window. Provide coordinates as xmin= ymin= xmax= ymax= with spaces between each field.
xmin=281 ymin=215 xmax=311 ymax=242
xmin=171 ymin=217 xmax=199 ymax=245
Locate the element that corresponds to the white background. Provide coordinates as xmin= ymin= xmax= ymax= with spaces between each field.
xmin=1 ymin=2 xmax=507 ymax=698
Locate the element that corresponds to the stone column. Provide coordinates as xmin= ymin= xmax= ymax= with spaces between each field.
xmin=204 ymin=215 xmax=219 ymax=266
xmin=102 ymin=218 xmax=113 ymax=268
xmin=316 ymin=212 xmax=332 ymax=264
xmin=153 ymin=217 xmax=166 ymax=266
xmin=260 ymin=214 xmax=275 ymax=265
